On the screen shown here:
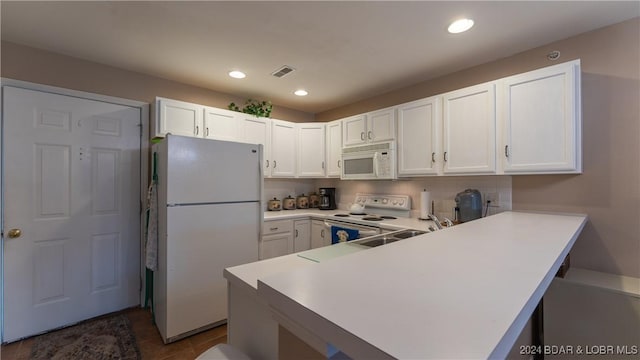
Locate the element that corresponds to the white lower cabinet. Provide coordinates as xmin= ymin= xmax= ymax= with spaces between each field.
xmin=293 ymin=220 xmax=311 ymax=252
xmin=311 ymin=220 xmax=329 ymax=248
xmin=260 ymin=219 xmax=293 ymax=260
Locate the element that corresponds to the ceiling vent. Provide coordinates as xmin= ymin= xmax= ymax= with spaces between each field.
xmin=271 ymin=65 xmax=295 ymax=78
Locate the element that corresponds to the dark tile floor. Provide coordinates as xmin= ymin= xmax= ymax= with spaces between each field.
xmin=1 ymin=307 xmax=228 ymax=360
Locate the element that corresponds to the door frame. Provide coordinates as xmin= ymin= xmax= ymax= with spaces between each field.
xmin=0 ymin=78 xmax=150 ymax=342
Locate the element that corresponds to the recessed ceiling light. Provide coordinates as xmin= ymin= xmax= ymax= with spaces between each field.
xmin=228 ymin=70 xmax=246 ymax=79
xmin=294 ymin=89 xmax=308 ymax=96
xmin=448 ymin=18 xmax=474 ymax=34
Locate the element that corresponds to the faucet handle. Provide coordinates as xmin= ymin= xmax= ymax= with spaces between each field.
xmin=442 ymin=218 xmax=454 ymax=227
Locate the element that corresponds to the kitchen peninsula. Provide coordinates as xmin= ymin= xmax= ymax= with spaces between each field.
xmin=225 ymin=211 xmax=587 ymax=359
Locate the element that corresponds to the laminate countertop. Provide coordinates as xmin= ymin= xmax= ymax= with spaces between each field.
xmin=255 ymin=211 xmax=588 ymax=359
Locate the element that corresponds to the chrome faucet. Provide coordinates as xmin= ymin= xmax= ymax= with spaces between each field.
xmin=427 ymin=214 xmax=443 ymax=230
xmin=442 ymin=217 xmax=454 ymax=227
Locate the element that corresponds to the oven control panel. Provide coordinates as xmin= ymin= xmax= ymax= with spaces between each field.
xmin=354 ymin=193 xmax=411 ymax=211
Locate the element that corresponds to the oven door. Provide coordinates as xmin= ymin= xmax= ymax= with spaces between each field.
xmin=324 ymin=219 xmax=380 ymax=244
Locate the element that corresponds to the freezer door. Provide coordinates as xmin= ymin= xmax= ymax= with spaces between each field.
xmin=164 ymin=202 xmax=260 ymax=339
xmin=165 ymin=135 xmax=262 ymax=204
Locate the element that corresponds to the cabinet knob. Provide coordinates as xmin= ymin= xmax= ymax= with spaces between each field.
xmin=195 ymin=126 xmax=199 ymax=136
xmin=360 ymin=132 xmax=365 ymax=140
xmin=322 ymin=161 xmax=325 ymax=169
xmin=337 ymin=160 xmax=341 ymax=168
xmin=295 ymin=229 xmax=299 ymax=237
xmin=444 ymin=152 xmax=448 ymax=162
xmin=431 ymin=152 xmax=436 ymax=163
xmin=270 ymin=227 xmax=278 ymax=231
xmin=505 ymin=145 xmax=510 ymax=158
xmin=206 ymin=127 xmax=210 ymax=137
xmin=266 ymin=160 xmax=269 ymax=168
xmin=273 ymin=160 xmax=277 ymax=168
xmin=368 ymin=131 xmax=373 ymax=140
xmin=320 ymin=229 xmax=325 ymax=237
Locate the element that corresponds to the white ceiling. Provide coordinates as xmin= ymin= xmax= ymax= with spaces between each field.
xmin=1 ymin=1 xmax=638 ymax=114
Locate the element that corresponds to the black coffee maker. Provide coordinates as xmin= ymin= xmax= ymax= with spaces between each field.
xmin=318 ymin=188 xmax=337 ymax=210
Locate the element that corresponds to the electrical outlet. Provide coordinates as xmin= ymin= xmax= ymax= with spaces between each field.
xmin=485 ymin=192 xmax=500 ymax=207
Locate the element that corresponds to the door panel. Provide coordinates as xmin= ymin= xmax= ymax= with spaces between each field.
xmin=3 ymin=86 xmax=141 ymax=342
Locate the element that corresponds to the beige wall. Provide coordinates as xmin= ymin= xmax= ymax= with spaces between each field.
xmin=317 ymin=18 xmax=640 ymax=278
xmin=0 ymin=41 xmax=314 ymax=123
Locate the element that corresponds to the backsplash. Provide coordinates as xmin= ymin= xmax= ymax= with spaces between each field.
xmin=264 ymin=178 xmax=317 ymax=208
xmin=265 ymin=177 xmax=512 ymax=219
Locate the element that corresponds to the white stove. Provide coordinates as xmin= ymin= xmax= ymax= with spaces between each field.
xmin=325 ymin=194 xmax=412 ymax=241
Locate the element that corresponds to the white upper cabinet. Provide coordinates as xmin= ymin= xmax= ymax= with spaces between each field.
xmin=203 ymin=106 xmax=240 ymax=141
xmin=270 ymin=119 xmax=297 ymax=177
xmin=155 ymin=97 xmax=204 ymax=138
xmin=442 ymin=82 xmax=497 ymax=174
xmin=397 ymin=96 xmax=441 ymax=176
xmin=325 ymin=120 xmax=342 ymax=177
xmin=342 ymin=107 xmax=396 ymax=146
xmin=297 ymin=123 xmax=326 ymax=177
xmin=342 ymin=114 xmax=368 ymax=146
xmin=500 ymin=60 xmax=581 ymax=174
xmin=367 ymin=107 xmax=396 ymax=143
xmin=239 ymin=115 xmax=271 ymax=174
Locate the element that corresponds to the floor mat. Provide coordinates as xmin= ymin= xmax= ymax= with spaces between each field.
xmin=29 ymin=314 xmax=140 ymax=360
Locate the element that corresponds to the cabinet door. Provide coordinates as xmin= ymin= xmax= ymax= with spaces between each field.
xmin=443 ymin=83 xmax=496 ymax=174
xmin=204 ymin=106 xmax=239 ymax=141
xmin=271 ymin=119 xmax=297 ymax=177
xmin=397 ymin=97 xmax=441 ymax=176
xmin=367 ymin=107 xmax=396 ymax=143
xmin=297 ymin=123 xmax=326 ymax=177
xmin=239 ymin=116 xmax=271 ymax=175
xmin=502 ymin=61 xmax=581 ymax=173
xmin=293 ymin=220 xmax=311 ymax=252
xmin=156 ymin=98 xmax=203 ymax=138
xmin=260 ymin=233 xmax=293 ymax=260
xmin=342 ymin=114 xmax=367 ymax=146
xmin=326 ymin=120 xmax=342 ymax=177
xmin=311 ymin=220 xmax=328 ymax=249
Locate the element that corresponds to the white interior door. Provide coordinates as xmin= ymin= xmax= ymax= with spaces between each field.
xmin=2 ymin=86 xmax=141 ymax=342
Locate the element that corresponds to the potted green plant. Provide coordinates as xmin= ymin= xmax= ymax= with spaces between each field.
xmin=228 ymin=99 xmax=273 ymax=118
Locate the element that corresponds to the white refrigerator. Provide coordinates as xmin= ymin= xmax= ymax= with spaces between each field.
xmin=153 ymin=135 xmax=262 ymax=343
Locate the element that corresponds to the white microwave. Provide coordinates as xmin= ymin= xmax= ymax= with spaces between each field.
xmin=341 ymin=141 xmax=396 ymax=180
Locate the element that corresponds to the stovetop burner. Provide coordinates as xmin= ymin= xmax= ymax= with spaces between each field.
xmin=334 ymin=214 xmax=350 ymax=217
xmin=361 ymin=216 xmax=384 ymax=221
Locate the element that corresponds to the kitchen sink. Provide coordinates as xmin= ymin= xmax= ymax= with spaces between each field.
xmin=392 ymin=230 xmax=428 ymax=239
xmin=351 ymin=229 xmax=428 ymax=248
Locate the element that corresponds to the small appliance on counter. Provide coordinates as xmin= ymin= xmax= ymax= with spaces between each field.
xmin=318 ymin=187 xmax=337 ymax=210
xmin=455 ymin=189 xmax=482 ymax=222
xmin=268 ymin=198 xmax=281 ymax=211
xmin=308 ymin=192 xmax=320 ymax=208
xmin=296 ymin=194 xmax=309 ymax=209
xmin=283 ymin=195 xmax=297 ymax=210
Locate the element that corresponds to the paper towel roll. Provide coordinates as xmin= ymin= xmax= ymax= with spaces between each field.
xmin=419 ymin=190 xmax=431 ymax=219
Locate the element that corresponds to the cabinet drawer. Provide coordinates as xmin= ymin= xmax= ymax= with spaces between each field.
xmin=263 ymin=220 xmax=293 ymax=235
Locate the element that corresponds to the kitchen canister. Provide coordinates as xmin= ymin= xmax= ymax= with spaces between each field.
xmin=267 ymin=198 xmax=281 ymax=211
xmin=308 ymin=192 xmax=320 ymax=208
xmin=283 ymin=195 xmax=296 ymax=210
xmin=296 ymin=194 xmax=309 ymax=209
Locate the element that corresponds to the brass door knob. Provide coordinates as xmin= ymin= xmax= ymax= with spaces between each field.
xmin=7 ymin=228 xmax=21 ymax=238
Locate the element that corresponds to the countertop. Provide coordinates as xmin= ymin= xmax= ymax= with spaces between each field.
xmin=264 ymin=208 xmax=436 ymax=231
xmin=256 ymin=211 xmax=588 ymax=359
